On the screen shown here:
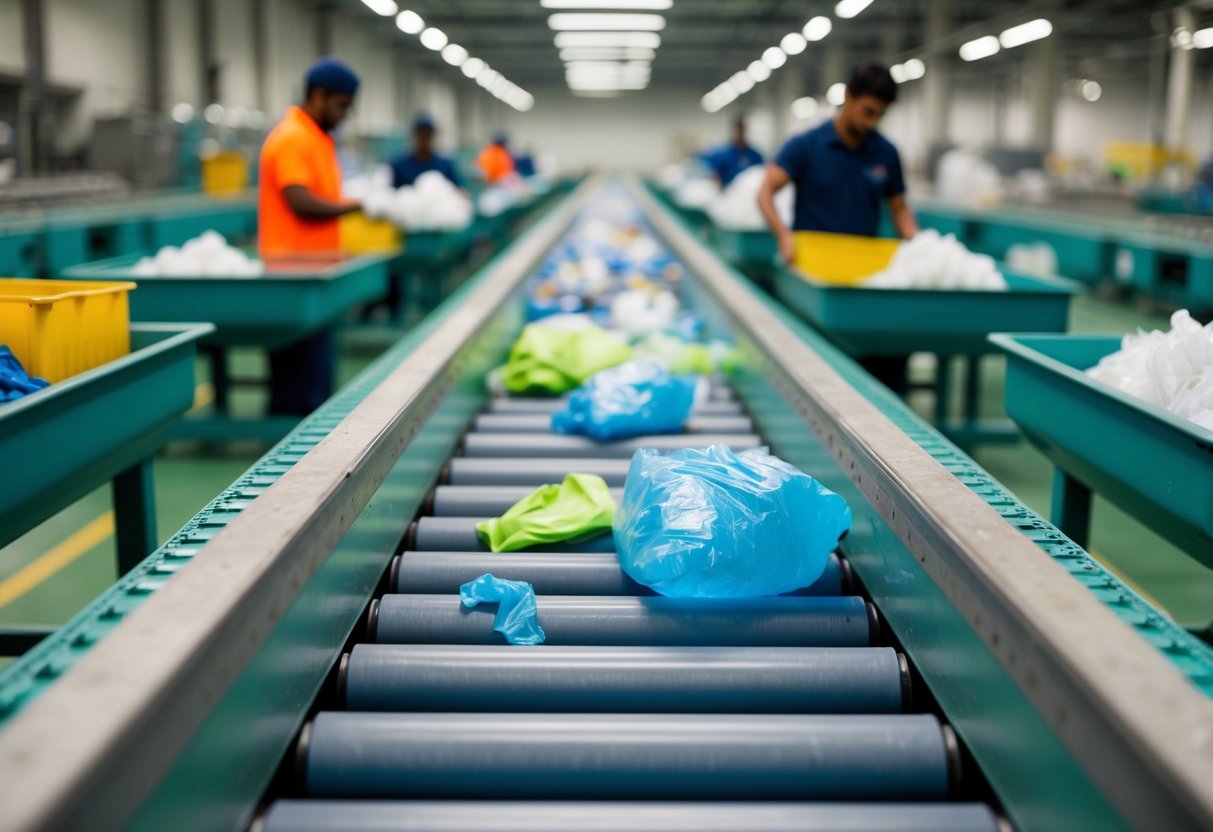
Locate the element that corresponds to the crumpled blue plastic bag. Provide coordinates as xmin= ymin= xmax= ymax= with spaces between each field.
xmin=0 ymin=346 xmax=50 ymax=403
xmin=613 ymin=445 xmax=853 ymax=598
xmin=551 ymin=360 xmax=698 ymax=442
xmin=460 ymin=573 xmax=546 ymax=645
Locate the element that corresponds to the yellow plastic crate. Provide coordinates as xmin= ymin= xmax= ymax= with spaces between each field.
xmin=341 ymin=214 xmax=401 ymax=255
xmin=0 ymin=279 xmax=135 ymax=382
xmin=201 ymin=150 xmax=250 ymax=196
xmin=793 ymin=231 xmax=900 ymax=286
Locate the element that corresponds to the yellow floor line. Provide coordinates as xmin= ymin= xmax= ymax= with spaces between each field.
xmin=0 ymin=513 xmax=115 ymax=608
xmin=1087 ymin=548 xmax=1171 ymax=618
xmin=190 ymin=382 xmax=215 ymax=413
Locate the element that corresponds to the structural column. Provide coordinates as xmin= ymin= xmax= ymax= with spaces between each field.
xmin=199 ymin=0 xmax=219 ymax=105
xmin=922 ymin=0 xmax=952 ymax=146
xmin=20 ymin=0 xmax=46 ymax=173
xmin=1164 ymin=6 xmax=1195 ymax=153
xmin=1027 ymin=20 xmax=1057 ymax=149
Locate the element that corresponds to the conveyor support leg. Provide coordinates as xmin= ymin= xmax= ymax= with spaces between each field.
xmin=1051 ymin=467 xmax=1092 ymax=550
xmin=112 ymin=458 xmax=157 ymax=576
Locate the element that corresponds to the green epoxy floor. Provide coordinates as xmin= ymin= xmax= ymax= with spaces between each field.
xmin=1 ymin=280 xmax=1210 ymax=655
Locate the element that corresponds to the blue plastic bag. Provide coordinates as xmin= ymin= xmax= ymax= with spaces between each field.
xmin=613 ymin=445 xmax=853 ymax=598
xmin=551 ymin=360 xmax=698 ymax=442
xmin=460 ymin=573 xmax=546 ymax=645
xmin=0 ymin=346 xmax=49 ymax=403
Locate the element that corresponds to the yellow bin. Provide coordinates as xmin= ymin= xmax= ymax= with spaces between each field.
xmin=201 ymin=149 xmax=250 ymax=196
xmin=341 ymin=214 xmax=401 ymax=256
xmin=793 ymin=231 xmax=900 ymax=286
xmin=0 ymin=279 xmax=135 ymax=382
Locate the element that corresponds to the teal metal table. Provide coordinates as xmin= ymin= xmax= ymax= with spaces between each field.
xmin=708 ymin=225 xmax=777 ymax=290
xmin=145 ymin=196 xmax=257 ymax=249
xmin=774 ymin=267 xmax=1077 ymax=447
xmin=0 ymin=220 xmax=42 ymax=278
xmin=992 ymin=332 xmax=1213 ymax=566
xmin=61 ymin=254 xmax=391 ymax=441
xmin=0 ymin=322 xmax=211 ymax=652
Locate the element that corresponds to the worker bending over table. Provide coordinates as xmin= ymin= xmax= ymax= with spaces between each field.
xmin=390 ymin=112 xmax=464 ymax=189
xmin=702 ymin=117 xmax=764 ymax=187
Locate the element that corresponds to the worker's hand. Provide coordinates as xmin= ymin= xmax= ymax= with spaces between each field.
xmin=778 ymin=231 xmax=796 ymax=265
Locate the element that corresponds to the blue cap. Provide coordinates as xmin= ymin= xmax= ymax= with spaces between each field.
xmin=306 ymin=56 xmax=360 ymax=96
xmin=413 ymin=112 xmax=437 ymax=132
xmin=493 ymin=132 xmax=509 ymax=146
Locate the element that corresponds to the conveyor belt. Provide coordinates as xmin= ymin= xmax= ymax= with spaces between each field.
xmin=256 ymin=381 xmax=999 ymax=832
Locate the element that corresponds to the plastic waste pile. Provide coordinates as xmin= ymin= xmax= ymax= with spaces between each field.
xmin=673 ymin=177 xmax=719 ymax=210
xmin=1005 ymin=242 xmax=1058 ymax=278
xmin=613 ymin=445 xmax=853 ymax=598
xmin=478 ymin=173 xmax=542 ymax=218
xmin=552 ymin=360 xmax=701 ymax=442
xmin=865 ymin=229 xmax=1006 ymax=290
xmin=361 ymin=170 xmax=474 ymax=231
xmin=707 ymin=165 xmax=792 ymax=231
xmin=1086 ymin=309 xmax=1213 ymax=431
xmin=0 ymin=346 xmax=49 ymax=403
xmin=132 ymin=230 xmax=264 ymax=277
xmin=935 ymin=148 xmax=1003 ymax=207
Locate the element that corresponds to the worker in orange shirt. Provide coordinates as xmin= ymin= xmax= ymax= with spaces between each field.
xmin=258 ymin=56 xmax=363 ymax=416
xmin=477 ymin=133 xmax=516 ymax=184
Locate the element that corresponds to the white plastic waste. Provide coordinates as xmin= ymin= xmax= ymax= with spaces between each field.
xmin=673 ymin=177 xmax=719 ymax=209
xmin=1086 ymin=309 xmax=1213 ymax=431
xmin=865 ymin=229 xmax=1006 ymax=290
xmin=610 ymin=289 xmax=680 ymax=337
xmin=707 ymin=165 xmax=792 ymax=231
xmin=1005 ymin=242 xmax=1058 ymax=278
xmin=132 ymin=230 xmax=263 ymax=277
xmin=362 ymin=170 xmax=474 ymax=231
xmin=935 ymin=149 xmax=1003 ymax=206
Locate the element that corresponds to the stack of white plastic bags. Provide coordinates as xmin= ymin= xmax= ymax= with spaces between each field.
xmin=610 ymin=288 xmax=679 ymax=337
xmin=1086 ymin=309 xmax=1213 ymax=431
xmin=707 ymin=165 xmax=792 ymax=231
xmin=673 ymin=176 xmax=719 ymax=210
xmin=935 ymin=148 xmax=1003 ymax=206
xmin=864 ymin=229 xmax=1006 ymax=290
xmin=132 ymin=230 xmax=263 ymax=277
xmin=362 ymin=170 xmax=474 ymax=231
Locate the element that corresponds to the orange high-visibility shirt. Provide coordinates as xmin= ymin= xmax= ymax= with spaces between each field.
xmin=258 ymin=106 xmax=343 ymax=257
xmin=478 ymin=144 xmax=515 ymax=184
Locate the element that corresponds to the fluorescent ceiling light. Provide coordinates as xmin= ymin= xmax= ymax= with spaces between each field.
xmin=461 ymin=57 xmax=486 ymax=78
xmin=762 ymin=46 xmax=787 ymax=69
xmin=420 ymin=27 xmax=448 ymax=50
xmin=730 ymin=70 xmax=755 ymax=94
xmin=477 ymin=69 xmax=502 ymax=89
xmin=1195 ymin=27 xmax=1213 ymax=49
xmin=999 ymin=18 xmax=1052 ymax=49
xmin=791 ymin=96 xmax=818 ymax=119
xmin=959 ymin=35 xmax=1000 ymax=61
xmin=747 ymin=60 xmax=771 ymax=83
xmin=826 ymin=82 xmax=846 ymax=106
xmin=1079 ymin=79 xmax=1101 ymax=102
xmin=802 ymin=16 xmax=832 ymax=41
xmin=542 ymin=0 xmax=670 ymax=7
xmin=559 ymin=47 xmax=656 ymax=60
xmin=361 ymin=0 xmax=397 ymax=16
xmin=395 ymin=9 xmax=423 ymax=34
xmin=835 ymin=0 xmax=873 ymax=19
xmin=889 ymin=63 xmax=907 ymax=83
xmin=567 ymin=80 xmax=649 ymax=90
xmin=903 ymin=58 xmax=925 ymax=80
xmin=554 ymin=31 xmax=661 ymax=48
xmin=549 ymin=13 xmax=666 ymax=31
xmin=780 ymin=32 xmax=807 ymax=55
xmin=442 ymin=43 xmax=468 ymax=66
xmin=170 ymin=102 xmax=195 ymax=124
xmin=1172 ymin=28 xmax=1194 ymax=49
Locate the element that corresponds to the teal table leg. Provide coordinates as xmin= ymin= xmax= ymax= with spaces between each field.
xmin=205 ymin=347 xmax=230 ymax=414
xmin=0 ymin=626 xmax=57 ymax=656
xmin=112 ymin=458 xmax=157 ymax=576
xmin=964 ymin=355 xmax=981 ymax=429
xmin=1051 ymin=467 xmax=1092 ymax=550
xmin=934 ymin=355 xmax=952 ymax=425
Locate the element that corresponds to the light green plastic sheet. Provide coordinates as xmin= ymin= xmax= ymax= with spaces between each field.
xmin=476 ymin=473 xmax=617 ymax=552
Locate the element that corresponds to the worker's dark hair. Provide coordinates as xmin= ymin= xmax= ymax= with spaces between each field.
xmin=847 ymin=63 xmax=898 ymax=103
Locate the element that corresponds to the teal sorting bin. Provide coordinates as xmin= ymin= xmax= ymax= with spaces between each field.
xmin=146 ymin=197 xmax=258 ymax=249
xmin=709 ymin=225 xmax=777 ymax=267
xmin=41 ymin=207 xmax=149 ymax=275
xmin=0 ymin=220 xmax=42 ymax=278
xmin=913 ymin=206 xmax=972 ymax=241
xmin=969 ymin=214 xmax=1109 ymax=286
xmin=0 ymin=323 xmax=212 ymax=577
xmin=1111 ymin=232 xmax=1213 ymax=310
xmin=991 ymin=332 xmax=1213 ymax=565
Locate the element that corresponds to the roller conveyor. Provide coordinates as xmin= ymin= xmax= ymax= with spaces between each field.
xmin=488 ymin=396 xmax=745 ymax=415
xmin=448 ymin=457 xmax=632 ymax=485
xmin=472 ymin=411 xmax=755 ymax=434
xmin=460 ymin=431 xmax=763 ymax=457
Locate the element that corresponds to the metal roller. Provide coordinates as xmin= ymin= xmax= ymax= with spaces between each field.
xmin=299 ymin=712 xmax=953 ymax=800
xmin=461 ymin=433 xmax=762 ymax=458
xmin=471 ymin=413 xmax=755 ymax=434
xmin=431 ymin=485 xmax=626 ymax=516
xmin=391 ymin=551 xmax=846 ymax=597
xmin=410 ymin=517 xmax=617 ymax=552
xmin=341 ymin=644 xmax=907 ymax=713
xmin=372 ymin=594 xmax=876 ymax=647
xmin=488 ymin=397 xmax=745 ymax=416
xmin=260 ymin=800 xmax=1002 ymax=832
xmin=446 ymin=457 xmax=631 ymax=486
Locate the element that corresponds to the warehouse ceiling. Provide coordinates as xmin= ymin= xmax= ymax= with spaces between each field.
xmin=340 ymin=0 xmax=1209 ymax=98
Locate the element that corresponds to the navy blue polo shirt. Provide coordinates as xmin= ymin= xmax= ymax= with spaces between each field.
xmin=389 ymin=151 xmax=462 ymax=189
xmin=774 ymin=121 xmax=905 ymax=236
xmin=702 ymin=144 xmax=764 ymax=186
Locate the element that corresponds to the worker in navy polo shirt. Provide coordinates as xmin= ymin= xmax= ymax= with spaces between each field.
xmin=702 ymin=117 xmax=764 ymax=187
xmin=390 ymin=113 xmax=463 ymax=189
xmin=758 ymin=62 xmax=919 ymax=392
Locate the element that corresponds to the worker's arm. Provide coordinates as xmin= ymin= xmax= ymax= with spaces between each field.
xmin=281 ymin=185 xmax=362 ymax=220
xmin=887 ymin=194 xmax=919 ymax=240
xmin=757 ymin=163 xmax=795 ymax=264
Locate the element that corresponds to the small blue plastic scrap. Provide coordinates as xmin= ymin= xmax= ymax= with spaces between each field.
xmin=460 ymin=573 xmax=546 ymax=646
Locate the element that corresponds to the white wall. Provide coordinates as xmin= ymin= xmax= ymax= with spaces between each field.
xmin=0 ymin=2 xmax=24 ymax=75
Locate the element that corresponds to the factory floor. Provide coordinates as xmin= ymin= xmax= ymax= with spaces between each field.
xmin=0 ymin=288 xmax=1208 ymax=669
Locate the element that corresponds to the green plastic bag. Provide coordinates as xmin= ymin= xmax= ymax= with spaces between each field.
xmin=502 ymin=324 xmax=633 ymax=395
xmin=477 ymin=473 xmax=616 ymax=553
